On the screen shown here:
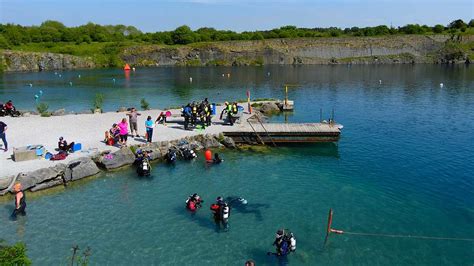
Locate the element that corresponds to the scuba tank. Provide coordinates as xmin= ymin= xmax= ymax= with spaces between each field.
xmin=221 ymin=203 xmax=230 ymax=219
xmin=289 ymin=233 xmax=296 ymax=252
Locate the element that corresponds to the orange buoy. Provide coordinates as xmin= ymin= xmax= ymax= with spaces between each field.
xmin=124 ymin=64 xmax=131 ymax=71
xmin=205 ymin=150 xmax=212 ymax=161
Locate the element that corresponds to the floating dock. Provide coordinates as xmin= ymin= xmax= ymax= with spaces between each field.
xmin=223 ymin=122 xmax=341 ymax=144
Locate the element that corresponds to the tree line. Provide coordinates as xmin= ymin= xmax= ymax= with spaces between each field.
xmin=0 ymin=19 xmax=472 ymax=48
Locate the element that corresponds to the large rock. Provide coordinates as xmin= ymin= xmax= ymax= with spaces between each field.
xmin=194 ymin=134 xmax=223 ymax=149
xmin=0 ymin=175 xmax=16 ymax=195
xmin=0 ymin=176 xmax=14 ymax=190
xmin=259 ymin=102 xmax=281 ymax=114
xmin=13 ymin=164 xmax=66 ymax=191
xmin=221 ymin=136 xmax=236 ymax=149
xmin=64 ymin=157 xmax=100 ymax=182
xmin=30 ymin=178 xmax=63 ymax=192
xmin=52 ymin=108 xmax=66 ymax=116
xmin=98 ymin=147 xmax=136 ymax=170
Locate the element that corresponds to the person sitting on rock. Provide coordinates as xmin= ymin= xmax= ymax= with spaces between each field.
xmin=58 ymin=137 xmax=75 ymax=152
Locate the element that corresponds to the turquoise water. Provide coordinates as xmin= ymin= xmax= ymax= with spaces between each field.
xmin=1 ymin=65 xmax=473 ymax=265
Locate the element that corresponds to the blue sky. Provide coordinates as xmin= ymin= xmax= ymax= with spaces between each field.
xmin=0 ymin=0 xmax=472 ymax=32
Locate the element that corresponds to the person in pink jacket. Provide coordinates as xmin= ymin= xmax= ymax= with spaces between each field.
xmin=118 ymin=118 xmax=129 ymax=147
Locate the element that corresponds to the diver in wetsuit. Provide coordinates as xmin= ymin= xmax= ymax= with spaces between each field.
xmin=210 ymin=197 xmax=230 ymax=231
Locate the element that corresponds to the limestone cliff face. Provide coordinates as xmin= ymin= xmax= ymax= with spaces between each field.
xmin=1 ymin=51 xmax=95 ymax=72
xmin=122 ymin=35 xmax=466 ymax=66
xmin=0 ymin=35 xmax=470 ymax=72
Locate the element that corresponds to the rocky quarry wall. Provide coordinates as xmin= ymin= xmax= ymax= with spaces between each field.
xmin=1 ymin=35 xmax=471 ymax=72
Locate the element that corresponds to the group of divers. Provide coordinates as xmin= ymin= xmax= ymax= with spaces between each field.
xmin=130 ymin=147 xmax=297 ymax=258
xmin=186 ymin=193 xmax=297 ymax=257
xmin=181 ymin=98 xmax=243 ymax=130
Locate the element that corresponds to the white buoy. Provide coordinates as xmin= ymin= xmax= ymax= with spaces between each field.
xmin=132 ymin=67 xmax=136 ymax=71
xmin=69 ymin=81 xmax=73 ymax=86
xmin=222 ymin=74 xmax=225 ymax=77
xmin=112 ymin=78 xmax=116 ymax=83
xmin=379 ymin=80 xmax=382 ymax=84
xmin=267 ymin=72 xmax=270 ymax=76
xmin=440 ymin=83 xmax=444 ymax=88
xmin=58 ymin=74 xmax=62 ymax=78
xmin=189 ymin=77 xmax=193 ymax=83
xmin=54 ymin=72 xmax=58 ymax=75
xmin=227 ymin=73 xmax=230 ymax=78
xmin=28 ymin=83 xmax=33 ymax=87
xmin=78 ymin=74 xmax=81 ymax=78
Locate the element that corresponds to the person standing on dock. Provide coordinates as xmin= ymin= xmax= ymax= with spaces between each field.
xmin=0 ymin=120 xmax=7 ymax=152
xmin=127 ymin=108 xmax=141 ymax=137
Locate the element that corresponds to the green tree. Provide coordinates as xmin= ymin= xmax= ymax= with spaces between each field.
xmin=251 ymin=32 xmax=264 ymax=40
xmin=448 ymin=19 xmax=467 ymax=29
xmin=433 ymin=24 xmax=444 ymax=33
xmin=171 ymin=25 xmax=195 ymax=44
xmin=0 ymin=240 xmax=32 ymax=265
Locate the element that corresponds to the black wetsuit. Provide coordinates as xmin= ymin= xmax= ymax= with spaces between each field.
xmin=12 ymin=191 xmax=26 ymax=218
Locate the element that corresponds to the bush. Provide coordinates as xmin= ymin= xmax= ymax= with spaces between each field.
xmin=140 ymin=98 xmax=150 ymax=110
xmin=36 ymin=102 xmax=49 ymax=116
xmin=433 ymin=24 xmax=445 ymax=33
xmin=0 ymin=240 xmax=32 ymax=265
xmin=92 ymin=93 xmax=104 ymax=112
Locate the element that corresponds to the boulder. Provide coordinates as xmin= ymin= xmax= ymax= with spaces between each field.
xmin=52 ymin=108 xmax=66 ymax=116
xmin=195 ymin=134 xmax=223 ymax=149
xmin=64 ymin=157 xmax=100 ymax=182
xmin=0 ymin=175 xmax=16 ymax=195
xmin=221 ymin=136 xmax=236 ymax=149
xmin=0 ymin=175 xmax=14 ymax=190
xmin=13 ymin=164 xmax=66 ymax=191
xmin=98 ymin=147 xmax=136 ymax=170
xmin=30 ymin=178 xmax=63 ymax=192
xmin=259 ymin=102 xmax=281 ymax=114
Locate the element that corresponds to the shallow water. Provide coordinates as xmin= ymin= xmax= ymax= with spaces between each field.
xmin=0 ymin=65 xmax=473 ymax=265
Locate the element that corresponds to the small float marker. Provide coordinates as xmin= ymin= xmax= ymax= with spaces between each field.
xmin=69 ymin=81 xmax=73 ymax=86
xmin=28 ymin=83 xmax=33 ymax=87
xmin=78 ymin=74 xmax=81 ymax=78
xmin=189 ymin=77 xmax=193 ymax=83
xmin=112 ymin=78 xmax=116 ymax=83
xmin=132 ymin=67 xmax=136 ymax=72
xmin=379 ymin=80 xmax=382 ymax=84
xmin=59 ymin=74 xmax=62 ymax=78
xmin=440 ymin=83 xmax=444 ymax=88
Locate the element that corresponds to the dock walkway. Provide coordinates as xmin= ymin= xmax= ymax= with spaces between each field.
xmin=223 ymin=122 xmax=341 ymax=144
